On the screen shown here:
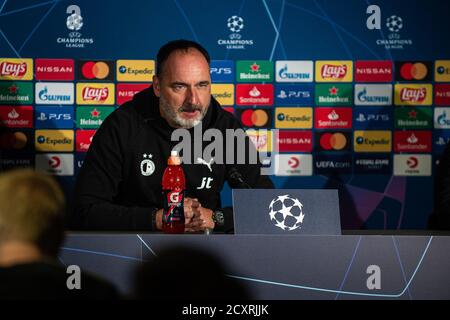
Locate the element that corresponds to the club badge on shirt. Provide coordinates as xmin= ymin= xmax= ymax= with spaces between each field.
xmin=140 ymin=153 xmax=155 ymax=176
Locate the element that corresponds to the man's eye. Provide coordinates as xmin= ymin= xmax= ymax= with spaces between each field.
xmin=173 ymin=85 xmax=184 ymax=90
xmin=198 ymin=83 xmax=209 ymax=88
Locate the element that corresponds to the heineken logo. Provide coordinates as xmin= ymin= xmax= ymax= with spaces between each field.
xmin=237 ymin=61 xmax=273 ymax=82
xmin=76 ymin=106 xmax=113 ymax=129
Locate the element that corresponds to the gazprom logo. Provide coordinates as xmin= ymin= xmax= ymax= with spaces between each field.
xmin=275 ymin=61 xmax=313 ymax=83
xmin=355 ymin=84 xmax=392 ymax=106
xmin=435 ymin=108 xmax=450 ymax=129
xmin=35 ymin=82 xmax=74 ymax=105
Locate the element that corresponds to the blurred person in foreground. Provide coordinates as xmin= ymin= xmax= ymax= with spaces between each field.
xmin=0 ymin=169 xmax=118 ymax=299
xmin=134 ymin=245 xmax=250 ymax=300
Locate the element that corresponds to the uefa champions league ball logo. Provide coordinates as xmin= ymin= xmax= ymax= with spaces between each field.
xmin=227 ymin=16 xmax=244 ymax=33
xmin=66 ymin=5 xmax=83 ymax=31
xmin=386 ymin=15 xmax=403 ymax=32
xmin=269 ymin=195 xmax=305 ymax=231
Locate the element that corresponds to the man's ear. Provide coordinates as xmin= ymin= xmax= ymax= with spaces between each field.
xmin=153 ymin=75 xmax=160 ymax=97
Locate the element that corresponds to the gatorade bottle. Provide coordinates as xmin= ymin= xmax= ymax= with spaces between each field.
xmin=162 ymin=150 xmax=185 ymax=234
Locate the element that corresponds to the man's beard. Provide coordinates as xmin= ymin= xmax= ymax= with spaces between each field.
xmin=159 ymin=95 xmax=208 ymax=129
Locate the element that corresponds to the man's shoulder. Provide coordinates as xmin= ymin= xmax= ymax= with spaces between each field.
xmin=213 ymin=105 xmax=242 ymax=130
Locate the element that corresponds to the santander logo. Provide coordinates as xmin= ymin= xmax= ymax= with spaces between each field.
xmin=0 ymin=62 xmax=27 ymax=77
xmin=321 ymin=64 xmax=347 ymax=79
xmin=82 ymin=87 xmax=109 ymax=101
xmin=400 ymin=88 xmax=426 ymax=103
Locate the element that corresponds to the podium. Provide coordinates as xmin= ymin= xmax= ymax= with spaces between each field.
xmin=62 ymin=232 xmax=450 ymax=299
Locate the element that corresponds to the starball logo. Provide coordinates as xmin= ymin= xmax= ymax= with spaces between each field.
xmin=56 ymin=5 xmax=94 ymax=48
xmin=0 ymin=59 xmax=33 ymax=80
xmin=217 ymin=16 xmax=254 ymax=50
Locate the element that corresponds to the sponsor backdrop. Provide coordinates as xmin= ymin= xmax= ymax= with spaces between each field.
xmin=0 ymin=0 xmax=449 ymax=229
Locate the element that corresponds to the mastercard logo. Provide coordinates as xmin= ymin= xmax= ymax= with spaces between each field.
xmin=318 ymin=132 xmax=349 ymax=151
xmin=0 ymin=132 xmax=28 ymax=149
xmin=238 ymin=109 xmax=271 ymax=127
xmin=397 ymin=62 xmax=430 ymax=81
xmin=79 ymin=61 xmax=114 ymax=80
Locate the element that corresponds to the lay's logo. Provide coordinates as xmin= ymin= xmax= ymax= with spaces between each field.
xmin=76 ymin=83 xmax=115 ymax=105
xmin=400 ymin=88 xmax=426 ymax=103
xmin=1 ymin=62 xmax=26 ymax=77
xmin=395 ymin=84 xmax=432 ymax=106
xmin=316 ymin=61 xmax=352 ymax=82
xmin=0 ymin=59 xmax=33 ymax=80
xmin=83 ymin=87 xmax=109 ymax=101
xmin=321 ymin=64 xmax=347 ymax=79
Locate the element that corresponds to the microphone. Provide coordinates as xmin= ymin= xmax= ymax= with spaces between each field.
xmin=227 ymin=167 xmax=252 ymax=189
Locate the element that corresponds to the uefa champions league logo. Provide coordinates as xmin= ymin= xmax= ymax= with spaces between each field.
xmin=66 ymin=5 xmax=83 ymax=31
xmin=56 ymin=5 xmax=94 ymax=48
xmin=268 ymin=194 xmax=305 ymax=231
xmin=386 ymin=15 xmax=403 ymax=33
xmin=217 ymin=15 xmax=253 ymax=50
xmin=227 ymin=16 xmax=244 ymax=33
xmin=366 ymin=5 xmax=412 ymax=50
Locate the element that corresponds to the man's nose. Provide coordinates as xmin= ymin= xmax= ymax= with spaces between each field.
xmin=186 ymin=87 xmax=200 ymax=105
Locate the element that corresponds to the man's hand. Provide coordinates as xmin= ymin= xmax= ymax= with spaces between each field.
xmin=184 ymin=197 xmax=200 ymax=225
xmin=155 ymin=198 xmax=213 ymax=232
xmin=185 ymin=204 xmax=214 ymax=233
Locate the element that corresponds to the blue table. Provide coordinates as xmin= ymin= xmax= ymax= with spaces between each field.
xmin=61 ymin=233 xmax=450 ymax=299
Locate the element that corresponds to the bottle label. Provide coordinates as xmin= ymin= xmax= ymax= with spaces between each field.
xmin=162 ymin=189 xmax=185 ymax=224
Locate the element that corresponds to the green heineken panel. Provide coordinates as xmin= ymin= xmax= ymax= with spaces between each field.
xmin=0 ymin=82 xmax=33 ymax=105
xmin=315 ymin=84 xmax=353 ymax=106
xmin=236 ymin=60 xmax=273 ymax=82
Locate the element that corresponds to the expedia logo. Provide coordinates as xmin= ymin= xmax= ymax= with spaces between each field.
xmin=354 ymin=130 xmax=391 ymax=152
xmin=275 ymin=108 xmax=312 ymax=129
xmin=211 ymin=84 xmax=234 ymax=106
xmin=435 ymin=60 xmax=450 ymax=82
xmin=116 ymin=60 xmax=154 ymax=82
xmin=35 ymin=130 xmax=74 ymax=152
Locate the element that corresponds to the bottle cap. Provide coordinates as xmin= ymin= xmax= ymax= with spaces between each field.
xmin=171 ymin=150 xmax=178 ymax=157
